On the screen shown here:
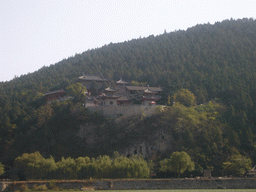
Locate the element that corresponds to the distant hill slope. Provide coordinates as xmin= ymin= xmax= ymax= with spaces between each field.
xmin=1 ymin=18 xmax=256 ymax=104
xmin=0 ymin=18 xmax=256 ymax=171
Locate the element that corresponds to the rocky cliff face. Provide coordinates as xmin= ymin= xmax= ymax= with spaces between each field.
xmin=76 ymin=123 xmax=97 ymax=147
xmin=76 ymin=117 xmax=174 ymax=159
xmin=122 ymin=129 xmax=174 ymax=159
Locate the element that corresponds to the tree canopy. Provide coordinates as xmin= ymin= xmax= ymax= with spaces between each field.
xmin=172 ymin=89 xmax=196 ymax=107
xmin=160 ymin=151 xmax=195 ymax=178
xmin=222 ymin=150 xmax=252 ymax=177
xmin=12 ymin=151 xmax=150 ymax=180
xmin=0 ymin=162 xmax=4 ymax=176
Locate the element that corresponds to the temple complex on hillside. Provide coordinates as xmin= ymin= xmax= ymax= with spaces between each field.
xmin=43 ymin=75 xmax=163 ymax=106
xmin=83 ymin=75 xmax=163 ymax=107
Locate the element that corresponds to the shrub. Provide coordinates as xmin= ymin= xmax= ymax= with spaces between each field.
xmin=19 ymin=184 xmax=28 ymax=192
xmin=47 ymin=181 xmax=56 ymax=190
xmin=33 ymin=185 xmax=38 ymax=191
xmin=36 ymin=185 xmax=48 ymax=191
xmin=0 ymin=162 xmax=5 ymax=176
xmin=32 ymin=184 xmax=48 ymax=191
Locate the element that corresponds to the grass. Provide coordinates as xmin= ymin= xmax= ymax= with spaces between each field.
xmin=92 ymin=190 xmax=256 ymax=192
xmin=15 ymin=189 xmax=256 ymax=192
xmin=47 ymin=190 xmax=256 ymax=192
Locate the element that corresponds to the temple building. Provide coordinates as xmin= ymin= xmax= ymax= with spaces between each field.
xmin=77 ymin=74 xmax=110 ymax=95
xmin=44 ymin=89 xmax=69 ymax=104
xmin=97 ymin=87 xmax=121 ymax=106
xmin=117 ymin=96 xmax=132 ymax=105
xmin=136 ymin=86 xmax=162 ymax=105
xmin=116 ymin=78 xmax=130 ymax=88
xmin=125 ymin=86 xmax=162 ymax=97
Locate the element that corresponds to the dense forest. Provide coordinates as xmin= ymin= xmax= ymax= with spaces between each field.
xmin=0 ymin=18 xmax=256 ymax=179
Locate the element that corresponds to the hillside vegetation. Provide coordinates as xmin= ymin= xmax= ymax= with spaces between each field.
xmin=0 ymin=18 xmax=256 ymax=178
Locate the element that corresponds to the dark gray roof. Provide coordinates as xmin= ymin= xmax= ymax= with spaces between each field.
xmin=126 ymin=86 xmax=162 ymax=92
xmin=117 ymin=96 xmax=131 ymax=101
xmin=137 ymin=95 xmax=161 ymax=101
xmin=79 ymin=75 xmax=109 ymax=81
xmin=144 ymin=89 xmax=157 ymax=94
xmin=44 ymin=89 xmax=65 ymax=96
xmin=104 ymin=87 xmax=118 ymax=92
xmin=116 ymin=79 xmax=129 ymax=84
xmin=100 ymin=94 xmax=121 ymax=99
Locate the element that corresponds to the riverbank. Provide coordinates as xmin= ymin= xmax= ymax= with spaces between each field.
xmin=1 ymin=178 xmax=256 ymax=191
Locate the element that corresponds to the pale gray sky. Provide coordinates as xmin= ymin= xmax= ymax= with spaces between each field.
xmin=1 ymin=0 xmax=256 ymax=82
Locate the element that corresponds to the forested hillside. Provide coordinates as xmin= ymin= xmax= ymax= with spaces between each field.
xmin=0 ymin=18 xmax=256 ymax=178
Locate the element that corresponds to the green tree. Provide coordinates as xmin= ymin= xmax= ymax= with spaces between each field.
xmin=78 ymin=158 xmax=98 ymax=179
xmin=26 ymin=156 xmax=56 ymax=179
xmin=66 ymin=82 xmax=87 ymax=103
xmin=112 ymin=155 xmax=132 ymax=178
xmin=160 ymin=151 xmax=195 ymax=178
xmin=36 ymin=105 xmax=53 ymax=127
xmin=0 ymin=162 xmax=4 ymax=176
xmin=75 ymin=156 xmax=91 ymax=168
xmin=55 ymin=157 xmax=77 ymax=179
xmin=89 ymin=81 xmax=99 ymax=96
xmin=172 ymin=89 xmax=196 ymax=107
xmin=95 ymin=155 xmax=113 ymax=178
xmin=13 ymin=151 xmax=45 ymax=180
xmin=167 ymin=95 xmax=171 ymax=106
xmin=131 ymin=80 xmax=140 ymax=86
xmin=222 ymin=153 xmax=252 ymax=177
xmin=39 ymin=156 xmax=57 ymax=179
xmin=159 ymin=158 xmax=169 ymax=172
xmin=76 ymin=156 xmax=91 ymax=179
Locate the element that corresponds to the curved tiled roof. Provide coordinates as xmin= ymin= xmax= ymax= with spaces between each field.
xmin=79 ymin=75 xmax=109 ymax=81
xmin=126 ymin=86 xmax=162 ymax=92
xmin=117 ymin=96 xmax=131 ymax=101
xmin=104 ymin=87 xmax=118 ymax=92
xmin=116 ymin=79 xmax=129 ymax=84
xmin=144 ymin=89 xmax=157 ymax=94
xmin=44 ymin=89 xmax=65 ymax=96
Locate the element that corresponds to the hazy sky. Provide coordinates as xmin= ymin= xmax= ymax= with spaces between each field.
xmin=1 ymin=0 xmax=256 ymax=82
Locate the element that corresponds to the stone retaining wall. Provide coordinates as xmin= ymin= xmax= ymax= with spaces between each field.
xmin=87 ymin=105 xmax=164 ymax=117
xmin=1 ymin=178 xmax=256 ymax=191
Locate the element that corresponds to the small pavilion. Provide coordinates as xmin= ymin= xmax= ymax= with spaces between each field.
xmin=117 ymin=96 xmax=132 ymax=105
xmin=116 ymin=78 xmax=129 ymax=88
xmin=98 ymin=87 xmax=121 ymax=106
xmin=77 ymin=74 xmax=110 ymax=95
xmin=137 ymin=87 xmax=161 ymax=105
xmin=44 ymin=89 xmax=67 ymax=104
